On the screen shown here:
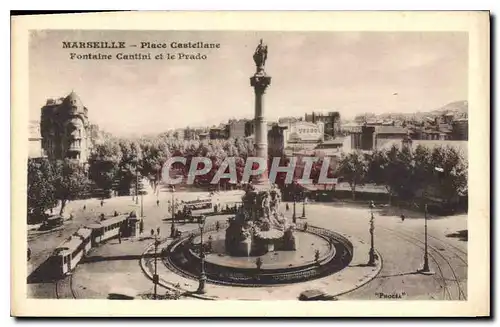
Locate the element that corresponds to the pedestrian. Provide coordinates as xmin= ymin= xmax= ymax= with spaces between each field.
xmin=286 ymin=203 xmax=290 ymax=211
xmin=139 ymin=219 xmax=144 ymax=234
xmin=156 ymin=199 xmax=160 ymax=207
xmin=83 ymin=205 xmax=86 ymax=211
xmin=100 ymin=200 xmax=104 ymax=207
xmin=157 ymin=227 xmax=160 ymax=236
xmin=118 ymin=231 xmax=122 ymax=244
xmin=151 ymin=229 xmax=154 ymax=237
xmin=401 ymin=214 xmax=405 ymax=222
xmin=208 ymin=235 xmax=213 ymax=252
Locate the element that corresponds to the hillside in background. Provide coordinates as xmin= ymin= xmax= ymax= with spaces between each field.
xmin=430 ymin=100 xmax=468 ymax=115
xmin=354 ymin=100 xmax=468 ymax=123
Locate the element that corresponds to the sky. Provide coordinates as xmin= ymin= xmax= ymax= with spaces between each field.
xmin=29 ymin=30 xmax=468 ymax=136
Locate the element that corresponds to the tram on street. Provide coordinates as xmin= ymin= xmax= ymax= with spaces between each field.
xmin=178 ymin=198 xmax=214 ymax=222
xmin=49 ymin=227 xmax=92 ymax=276
xmin=87 ymin=215 xmax=128 ymax=246
xmin=184 ymin=198 xmax=213 ymax=214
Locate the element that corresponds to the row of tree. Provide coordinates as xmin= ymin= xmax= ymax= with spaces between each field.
xmin=88 ymin=136 xmax=258 ymax=193
xmin=337 ymin=144 xmax=468 ymax=205
xmin=27 ymin=135 xmax=467 ymax=222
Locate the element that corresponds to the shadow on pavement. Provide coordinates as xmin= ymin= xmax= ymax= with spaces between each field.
xmin=377 ymin=207 xmax=426 ymax=219
xmin=376 ymin=270 xmax=420 ymax=278
xmin=27 ymin=259 xmax=61 ymax=284
xmin=81 ymin=252 xmax=160 ymax=264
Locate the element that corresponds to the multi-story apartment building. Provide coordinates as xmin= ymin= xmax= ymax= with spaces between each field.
xmin=40 ymin=91 xmax=90 ymax=164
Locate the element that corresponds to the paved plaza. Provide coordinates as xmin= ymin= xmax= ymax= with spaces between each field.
xmin=27 ymin=190 xmax=467 ymax=301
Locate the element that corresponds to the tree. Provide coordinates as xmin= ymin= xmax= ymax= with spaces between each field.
xmin=88 ymin=139 xmax=122 ymax=195
xmin=425 ymin=146 xmax=468 ymax=204
xmin=140 ymin=138 xmax=171 ymax=190
xmin=115 ymin=139 xmax=143 ymax=195
xmin=337 ymin=151 xmax=368 ymax=200
xmin=368 ymin=145 xmax=415 ymax=204
xmin=411 ymin=144 xmax=433 ymax=197
xmin=27 ymin=158 xmax=57 ymax=222
xmin=53 ymin=159 xmax=91 ymax=215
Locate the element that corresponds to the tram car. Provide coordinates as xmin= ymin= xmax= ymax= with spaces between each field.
xmin=180 ymin=198 xmax=214 ymax=222
xmin=88 ymin=215 xmax=128 ymax=246
xmin=50 ymin=227 xmax=92 ymax=276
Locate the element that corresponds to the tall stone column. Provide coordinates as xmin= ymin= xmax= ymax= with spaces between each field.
xmin=250 ymin=73 xmax=271 ymax=186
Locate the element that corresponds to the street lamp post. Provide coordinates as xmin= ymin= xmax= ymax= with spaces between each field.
xmin=367 ymin=201 xmax=377 ymax=266
xmin=170 ymin=186 xmax=176 ymax=238
xmin=419 ymin=203 xmax=434 ymax=275
xmin=140 ymin=192 xmax=144 ymax=218
xmin=135 ymin=169 xmax=139 ymax=205
xmin=292 ymin=181 xmax=297 ymax=223
xmin=301 ymin=195 xmax=306 ymax=218
xmin=197 ymin=215 xmax=207 ymax=294
xmin=418 ymin=167 xmax=443 ymax=275
xmin=152 ymin=229 xmax=161 ymax=299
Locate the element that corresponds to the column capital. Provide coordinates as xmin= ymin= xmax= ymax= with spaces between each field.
xmin=250 ymin=75 xmax=271 ymax=93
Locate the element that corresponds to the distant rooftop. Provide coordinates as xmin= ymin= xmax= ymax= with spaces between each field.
xmin=317 ymin=138 xmax=345 ymax=146
xmin=375 ymin=126 xmax=408 ymax=135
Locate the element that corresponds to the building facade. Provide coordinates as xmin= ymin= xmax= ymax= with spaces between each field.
xmin=304 ymin=111 xmax=340 ymax=139
xmin=209 ymin=126 xmax=229 ymax=140
xmin=452 ymin=119 xmax=469 ymax=140
xmin=40 ymin=91 xmax=90 ymax=164
xmin=374 ymin=126 xmax=408 ymax=149
xmin=227 ymin=119 xmax=253 ymax=139
xmin=268 ymin=124 xmax=288 ymax=157
xmin=28 ymin=120 xmax=44 ymax=158
xmin=283 ymin=120 xmax=324 ymax=145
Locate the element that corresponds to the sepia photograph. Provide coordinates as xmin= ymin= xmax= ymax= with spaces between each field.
xmin=11 ymin=11 xmax=490 ymax=317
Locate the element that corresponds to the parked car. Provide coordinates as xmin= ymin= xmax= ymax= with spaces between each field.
xmin=299 ymin=289 xmax=337 ymax=301
xmin=107 ymin=288 xmax=136 ymax=300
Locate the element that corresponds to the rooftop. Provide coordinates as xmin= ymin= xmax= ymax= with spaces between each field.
xmin=315 ymin=138 xmax=345 ymax=148
xmin=375 ymin=126 xmax=408 ymax=135
xmin=54 ymin=227 xmax=92 ymax=255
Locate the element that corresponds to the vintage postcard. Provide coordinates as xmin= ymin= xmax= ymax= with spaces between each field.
xmin=11 ymin=11 xmax=490 ymax=317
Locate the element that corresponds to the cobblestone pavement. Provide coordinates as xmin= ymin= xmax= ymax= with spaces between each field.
xmin=27 ymin=191 xmax=467 ymax=301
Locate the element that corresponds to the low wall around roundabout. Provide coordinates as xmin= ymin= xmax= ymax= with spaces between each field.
xmin=140 ymin=221 xmax=383 ymax=300
xmin=164 ymin=223 xmax=353 ymax=287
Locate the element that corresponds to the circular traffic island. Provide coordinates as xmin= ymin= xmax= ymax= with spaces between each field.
xmin=162 ymin=223 xmax=354 ymax=287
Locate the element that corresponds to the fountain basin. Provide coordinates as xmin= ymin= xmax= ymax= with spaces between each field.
xmin=162 ymin=223 xmax=353 ymax=287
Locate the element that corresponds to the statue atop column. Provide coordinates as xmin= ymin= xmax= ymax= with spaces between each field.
xmin=253 ymin=39 xmax=268 ymax=75
xmin=250 ymin=39 xmax=271 ymax=94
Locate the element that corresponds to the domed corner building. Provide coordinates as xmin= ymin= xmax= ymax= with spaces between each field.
xmin=40 ymin=91 xmax=91 ymax=164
